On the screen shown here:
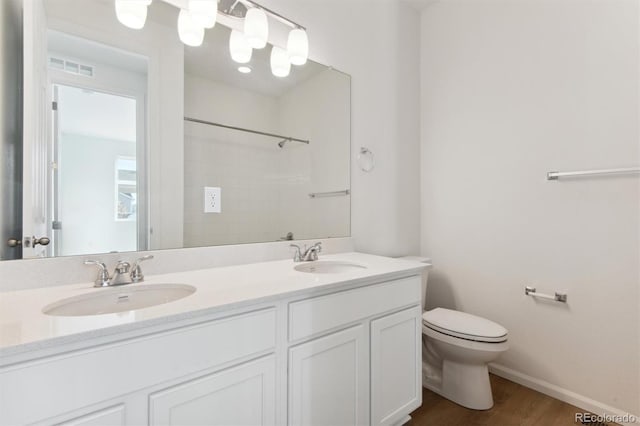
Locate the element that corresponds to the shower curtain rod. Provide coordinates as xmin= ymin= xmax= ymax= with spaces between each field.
xmin=184 ymin=117 xmax=310 ymax=145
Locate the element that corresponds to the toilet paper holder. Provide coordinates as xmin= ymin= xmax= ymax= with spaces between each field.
xmin=525 ymin=286 xmax=567 ymax=303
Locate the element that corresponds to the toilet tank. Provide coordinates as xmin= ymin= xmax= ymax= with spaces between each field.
xmin=397 ymin=256 xmax=432 ymax=311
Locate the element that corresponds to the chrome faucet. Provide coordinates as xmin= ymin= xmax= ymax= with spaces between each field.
xmin=110 ymin=260 xmax=131 ymax=286
xmin=84 ymin=255 xmax=155 ymax=288
xmin=290 ymin=242 xmax=322 ymax=262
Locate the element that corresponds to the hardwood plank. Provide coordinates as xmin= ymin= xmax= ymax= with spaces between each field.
xmin=408 ymin=374 xmax=617 ymax=426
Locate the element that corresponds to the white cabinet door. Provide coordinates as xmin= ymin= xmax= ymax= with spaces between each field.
xmin=288 ymin=325 xmax=368 ymax=426
xmin=371 ymin=306 xmax=422 ymax=426
xmin=149 ymin=355 xmax=276 ymax=426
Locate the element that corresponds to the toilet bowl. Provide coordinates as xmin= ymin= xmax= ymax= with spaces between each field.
xmin=422 ymin=308 xmax=508 ymax=410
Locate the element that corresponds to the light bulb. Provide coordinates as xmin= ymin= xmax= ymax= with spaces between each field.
xmin=115 ymin=0 xmax=150 ymax=30
xmin=229 ymin=30 xmax=252 ymax=64
xmin=178 ymin=8 xmax=204 ymax=47
xmin=270 ymin=46 xmax=290 ymax=78
xmin=244 ymin=8 xmax=268 ymax=49
xmin=188 ymin=0 xmax=216 ymax=29
xmin=287 ymin=28 xmax=308 ymax=66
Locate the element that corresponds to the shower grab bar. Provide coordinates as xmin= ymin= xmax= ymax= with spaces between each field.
xmin=184 ymin=117 xmax=310 ymax=145
xmin=308 ymin=189 xmax=350 ymax=198
xmin=525 ymin=286 xmax=567 ymax=303
xmin=547 ymin=167 xmax=640 ymax=181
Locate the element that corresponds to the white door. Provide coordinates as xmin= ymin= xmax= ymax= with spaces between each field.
xmin=22 ymin=0 xmax=51 ymax=258
xmin=149 ymin=355 xmax=276 ymax=426
xmin=370 ymin=306 xmax=422 ymax=426
xmin=288 ymin=325 xmax=369 ymax=426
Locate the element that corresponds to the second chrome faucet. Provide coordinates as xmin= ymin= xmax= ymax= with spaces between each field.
xmin=84 ymin=255 xmax=154 ymax=288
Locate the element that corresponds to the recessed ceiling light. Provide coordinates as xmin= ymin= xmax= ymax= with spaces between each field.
xmin=238 ymin=66 xmax=252 ymax=74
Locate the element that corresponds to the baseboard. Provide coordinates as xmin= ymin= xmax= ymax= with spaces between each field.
xmin=489 ymin=363 xmax=639 ymax=426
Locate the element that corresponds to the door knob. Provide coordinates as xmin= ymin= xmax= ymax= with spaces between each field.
xmin=32 ymin=236 xmax=50 ymax=246
xmin=7 ymin=237 xmax=50 ymax=248
xmin=20 ymin=236 xmax=51 ymax=248
xmin=7 ymin=238 xmax=22 ymax=247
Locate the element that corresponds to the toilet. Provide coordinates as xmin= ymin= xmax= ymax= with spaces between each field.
xmin=422 ymin=308 xmax=508 ymax=410
xmin=400 ymin=257 xmax=509 ymax=410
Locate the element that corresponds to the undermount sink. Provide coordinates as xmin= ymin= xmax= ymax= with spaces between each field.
xmin=43 ymin=284 xmax=196 ymax=317
xmin=294 ymin=260 xmax=367 ymax=274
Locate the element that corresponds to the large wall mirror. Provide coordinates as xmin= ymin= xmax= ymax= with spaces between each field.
xmin=6 ymin=0 xmax=350 ymax=260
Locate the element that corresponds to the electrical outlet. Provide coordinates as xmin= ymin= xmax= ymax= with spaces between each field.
xmin=204 ymin=187 xmax=221 ymax=213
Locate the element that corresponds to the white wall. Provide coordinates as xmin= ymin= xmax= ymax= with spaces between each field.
xmin=420 ymin=0 xmax=639 ymax=417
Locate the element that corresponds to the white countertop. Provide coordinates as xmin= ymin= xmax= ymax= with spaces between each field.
xmin=0 ymin=253 xmax=426 ymax=361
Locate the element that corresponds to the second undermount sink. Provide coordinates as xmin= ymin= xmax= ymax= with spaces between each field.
xmin=43 ymin=284 xmax=196 ymax=317
xmin=294 ymin=260 xmax=367 ymax=274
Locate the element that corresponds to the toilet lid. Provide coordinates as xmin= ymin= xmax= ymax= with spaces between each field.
xmin=423 ymin=308 xmax=508 ymax=343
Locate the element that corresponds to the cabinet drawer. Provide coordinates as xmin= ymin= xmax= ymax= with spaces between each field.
xmin=288 ymin=275 xmax=421 ymax=341
xmin=0 ymin=308 xmax=276 ymax=425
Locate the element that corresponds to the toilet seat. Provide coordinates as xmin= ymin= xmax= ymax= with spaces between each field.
xmin=423 ymin=308 xmax=507 ymax=343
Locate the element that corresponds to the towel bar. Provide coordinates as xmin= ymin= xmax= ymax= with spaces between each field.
xmin=525 ymin=286 xmax=567 ymax=303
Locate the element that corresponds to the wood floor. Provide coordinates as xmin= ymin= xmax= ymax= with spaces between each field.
xmin=408 ymin=374 xmax=611 ymax=426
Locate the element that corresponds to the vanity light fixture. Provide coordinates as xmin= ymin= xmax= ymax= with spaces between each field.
xmin=287 ymin=28 xmax=308 ymax=65
xmin=114 ymin=0 xmax=309 ymax=78
xmin=270 ymin=45 xmax=291 ymax=78
xmin=178 ymin=8 xmax=205 ymax=46
xmin=115 ymin=0 xmax=152 ymax=30
xmin=222 ymin=0 xmax=309 ymax=76
xmin=244 ymin=7 xmax=269 ymax=49
xmin=229 ymin=30 xmax=252 ymax=64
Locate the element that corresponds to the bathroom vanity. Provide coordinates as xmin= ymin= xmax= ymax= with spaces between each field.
xmin=0 ymin=253 xmax=424 ymax=426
